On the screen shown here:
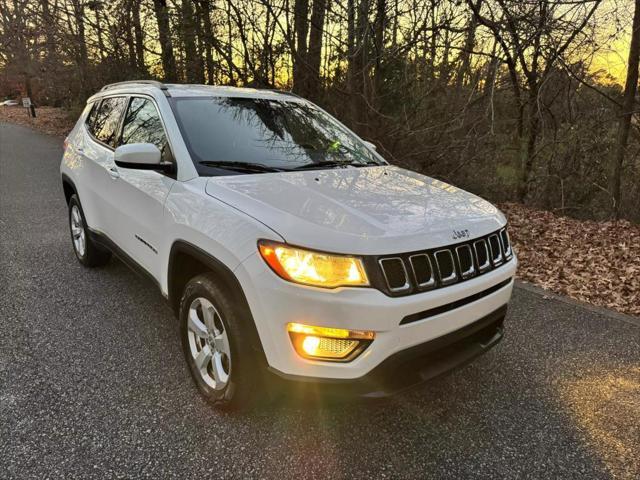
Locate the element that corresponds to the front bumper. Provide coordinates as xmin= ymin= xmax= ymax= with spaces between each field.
xmin=236 ymin=252 xmax=517 ymax=381
xmin=271 ymin=305 xmax=506 ymax=397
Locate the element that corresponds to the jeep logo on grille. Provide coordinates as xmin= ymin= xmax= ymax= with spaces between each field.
xmin=452 ymin=229 xmax=470 ymax=240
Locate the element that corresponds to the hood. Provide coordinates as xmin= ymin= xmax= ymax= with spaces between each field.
xmin=205 ymin=166 xmax=506 ymax=255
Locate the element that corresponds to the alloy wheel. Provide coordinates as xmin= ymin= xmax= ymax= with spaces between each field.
xmin=70 ymin=205 xmax=86 ymax=257
xmin=187 ymin=297 xmax=231 ymax=390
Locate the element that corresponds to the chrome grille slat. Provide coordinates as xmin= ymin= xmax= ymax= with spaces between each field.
xmin=500 ymin=228 xmax=512 ymax=259
xmin=434 ymin=249 xmax=457 ymax=285
xmin=378 ymin=257 xmax=410 ymax=292
xmin=488 ymin=234 xmax=504 ymax=266
xmin=409 ymin=253 xmax=435 ymax=289
xmin=455 ymin=244 xmax=475 ymax=279
xmin=473 ymin=239 xmax=491 ymax=273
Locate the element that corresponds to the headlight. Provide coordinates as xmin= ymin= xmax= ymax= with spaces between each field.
xmin=258 ymin=240 xmax=369 ymax=288
xmin=287 ymin=323 xmax=374 ymax=361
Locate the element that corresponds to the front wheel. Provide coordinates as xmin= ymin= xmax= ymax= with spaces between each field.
xmin=179 ymin=273 xmax=261 ymax=411
xmin=68 ymin=194 xmax=111 ymax=267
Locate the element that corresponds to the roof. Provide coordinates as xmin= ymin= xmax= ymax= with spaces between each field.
xmin=93 ymin=81 xmax=303 ymax=102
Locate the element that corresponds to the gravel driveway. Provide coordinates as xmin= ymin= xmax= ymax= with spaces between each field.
xmin=1 ymin=122 xmax=638 ymax=479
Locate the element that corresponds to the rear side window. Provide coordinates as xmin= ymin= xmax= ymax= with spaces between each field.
xmin=91 ymin=97 xmax=127 ymax=147
xmin=120 ymin=97 xmax=172 ymax=163
xmin=85 ymin=102 xmax=99 ymax=132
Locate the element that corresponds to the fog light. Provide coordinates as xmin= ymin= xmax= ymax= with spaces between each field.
xmin=287 ymin=323 xmax=374 ymax=361
xmin=302 ymin=336 xmax=321 ymax=355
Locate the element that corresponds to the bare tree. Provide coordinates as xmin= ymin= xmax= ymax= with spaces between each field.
xmin=152 ymin=0 xmax=177 ymax=81
xmin=611 ymin=0 xmax=640 ymax=218
xmin=468 ymin=0 xmax=602 ymax=201
xmin=2 ymin=0 xmax=639 ymax=221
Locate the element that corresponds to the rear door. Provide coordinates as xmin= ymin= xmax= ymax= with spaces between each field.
xmin=78 ymin=96 xmax=128 ymax=233
xmin=106 ymin=96 xmax=176 ymax=279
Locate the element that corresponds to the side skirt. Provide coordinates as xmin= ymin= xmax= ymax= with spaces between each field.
xmin=87 ymin=228 xmax=165 ymax=297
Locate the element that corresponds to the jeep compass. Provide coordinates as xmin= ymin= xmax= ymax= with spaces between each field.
xmin=60 ymin=80 xmax=517 ymax=410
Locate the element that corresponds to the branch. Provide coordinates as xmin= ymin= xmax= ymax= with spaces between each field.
xmin=557 ymin=56 xmax=621 ymax=107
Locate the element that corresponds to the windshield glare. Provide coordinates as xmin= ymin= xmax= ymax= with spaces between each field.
xmin=171 ymin=97 xmax=386 ymax=174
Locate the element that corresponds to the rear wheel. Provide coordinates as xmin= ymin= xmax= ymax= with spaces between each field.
xmin=68 ymin=194 xmax=111 ymax=267
xmin=179 ymin=273 xmax=261 ymax=410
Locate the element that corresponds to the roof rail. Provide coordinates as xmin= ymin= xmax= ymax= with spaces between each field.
xmin=263 ymin=88 xmax=302 ymax=99
xmin=100 ymin=80 xmax=171 ymax=97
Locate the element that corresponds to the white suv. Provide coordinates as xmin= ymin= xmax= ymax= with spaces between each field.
xmin=61 ymin=81 xmax=516 ymax=409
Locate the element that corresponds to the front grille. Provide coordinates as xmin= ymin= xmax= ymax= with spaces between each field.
xmin=372 ymin=228 xmax=513 ymax=296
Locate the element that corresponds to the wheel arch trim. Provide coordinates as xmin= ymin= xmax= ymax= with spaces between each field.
xmin=61 ymin=173 xmax=78 ymax=203
xmin=168 ymin=240 xmax=266 ymax=358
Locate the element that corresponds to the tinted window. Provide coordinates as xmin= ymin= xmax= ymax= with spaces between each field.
xmin=85 ymin=102 xmax=99 ymax=132
xmin=120 ymin=98 xmax=172 ymax=163
xmin=171 ymin=97 xmax=385 ymax=175
xmin=92 ymin=97 xmax=127 ymax=147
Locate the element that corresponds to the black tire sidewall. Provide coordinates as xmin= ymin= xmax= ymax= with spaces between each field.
xmin=68 ymin=194 xmax=110 ymax=267
xmin=179 ymin=274 xmax=257 ymax=409
xmin=68 ymin=195 xmax=89 ymax=264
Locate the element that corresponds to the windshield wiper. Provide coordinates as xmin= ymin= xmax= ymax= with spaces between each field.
xmin=292 ymin=160 xmax=354 ymax=170
xmin=199 ymin=160 xmax=283 ymax=173
xmin=292 ymin=159 xmax=384 ymax=170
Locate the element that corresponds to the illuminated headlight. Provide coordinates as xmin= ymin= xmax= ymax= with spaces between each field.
xmin=287 ymin=323 xmax=375 ymax=361
xmin=258 ymin=240 xmax=369 ymax=288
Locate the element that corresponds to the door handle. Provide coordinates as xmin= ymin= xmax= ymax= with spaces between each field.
xmin=108 ymin=166 xmax=120 ymax=179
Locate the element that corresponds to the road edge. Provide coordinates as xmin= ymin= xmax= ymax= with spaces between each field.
xmin=0 ymin=119 xmax=67 ymax=142
xmin=514 ymin=280 xmax=640 ymax=327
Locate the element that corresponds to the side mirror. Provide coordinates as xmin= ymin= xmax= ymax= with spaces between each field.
xmin=114 ymin=143 xmax=172 ymax=173
xmin=363 ymin=140 xmax=377 ymax=151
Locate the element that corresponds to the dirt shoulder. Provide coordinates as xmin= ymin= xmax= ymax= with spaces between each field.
xmin=0 ymin=105 xmax=75 ymax=138
xmin=1 ymin=108 xmax=637 ymax=317
xmin=501 ymin=202 xmax=639 ymax=317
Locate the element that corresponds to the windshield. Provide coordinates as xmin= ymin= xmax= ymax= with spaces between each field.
xmin=171 ymin=97 xmax=386 ymax=175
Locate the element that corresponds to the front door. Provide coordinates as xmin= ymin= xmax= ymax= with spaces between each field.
xmin=106 ymin=96 xmax=176 ymax=281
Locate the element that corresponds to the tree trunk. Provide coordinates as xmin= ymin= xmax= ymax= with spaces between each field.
xmin=198 ymin=0 xmax=216 ymax=84
xmin=611 ymin=0 xmax=640 ymax=218
xmin=132 ymin=0 xmax=146 ymax=74
xmin=347 ymin=0 xmax=368 ymax=128
xmin=152 ymin=0 xmax=178 ymax=82
xmin=355 ymin=0 xmax=370 ymax=133
xmin=125 ymin=5 xmax=137 ymax=70
xmin=93 ymin=5 xmax=107 ymax=61
xmin=429 ymin=0 xmax=437 ymax=81
xmin=40 ymin=0 xmax=55 ymax=60
xmin=260 ymin=6 xmax=272 ymax=86
xmin=293 ymin=0 xmax=309 ymax=94
xmin=456 ymin=2 xmax=481 ymax=90
xmin=439 ymin=25 xmax=451 ymax=84
xmin=306 ymin=0 xmax=327 ymax=100
xmin=225 ymin=0 xmax=236 ymax=85
xmin=347 ymin=0 xmax=356 ymax=117
xmin=182 ymin=0 xmax=203 ymax=83
xmin=373 ymin=0 xmax=385 ymax=89
xmin=39 ymin=0 xmax=58 ymax=102
xmin=24 ymin=74 xmax=34 ymax=100
xmin=518 ymin=86 xmax=540 ymax=202
xmin=72 ymin=0 xmax=89 ymax=98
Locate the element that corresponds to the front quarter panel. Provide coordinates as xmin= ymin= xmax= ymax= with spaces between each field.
xmin=160 ymin=177 xmax=283 ymax=295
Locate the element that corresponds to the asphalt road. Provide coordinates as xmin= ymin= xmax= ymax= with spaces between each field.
xmin=1 ymin=122 xmax=639 ymax=479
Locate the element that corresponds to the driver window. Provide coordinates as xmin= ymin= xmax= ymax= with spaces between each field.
xmin=120 ymin=97 xmax=173 ymax=164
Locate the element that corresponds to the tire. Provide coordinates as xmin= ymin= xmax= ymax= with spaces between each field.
xmin=68 ymin=194 xmax=111 ymax=267
xmin=179 ymin=273 xmax=262 ymax=411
